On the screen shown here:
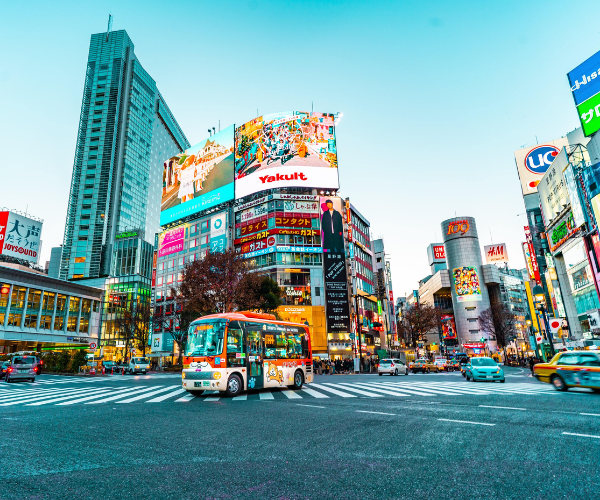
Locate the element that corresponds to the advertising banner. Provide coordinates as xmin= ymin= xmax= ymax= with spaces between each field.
xmin=235 ymin=111 xmax=339 ymax=199
xmin=441 ymin=314 xmax=457 ymax=340
xmin=514 ymin=138 xmax=569 ymax=196
xmin=210 ymin=212 xmax=228 ymax=253
xmin=452 ymin=266 xmax=482 ymax=303
xmin=161 ymin=125 xmax=235 ymax=225
xmin=427 ymin=243 xmax=446 ymax=266
xmin=235 ymin=228 xmax=319 ymax=245
xmin=320 ymin=197 xmax=351 ymax=333
xmin=576 ymin=92 xmax=600 ymax=137
xmin=524 ymin=226 xmax=542 ymax=284
xmin=568 ymin=49 xmax=600 ymax=106
xmin=547 ymin=211 xmax=582 ymax=253
xmin=484 ymin=243 xmax=509 ymax=264
xmin=0 ymin=211 xmax=43 ymax=263
xmin=158 ymin=225 xmax=185 ymax=258
xmin=538 ymin=149 xmax=569 ymax=225
xmin=523 ymin=242 xmax=535 ymax=281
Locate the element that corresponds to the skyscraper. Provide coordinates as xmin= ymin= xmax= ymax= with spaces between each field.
xmin=60 ymin=29 xmax=189 ymax=282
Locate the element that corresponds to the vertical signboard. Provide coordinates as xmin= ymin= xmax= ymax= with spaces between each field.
xmin=441 ymin=314 xmax=457 ymax=339
xmin=210 ymin=212 xmax=228 ymax=253
xmin=320 ymin=197 xmax=351 ymax=333
xmin=524 ymin=226 xmax=541 ymax=284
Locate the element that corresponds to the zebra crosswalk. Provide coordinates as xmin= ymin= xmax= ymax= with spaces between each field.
xmin=0 ymin=379 xmax=559 ymax=408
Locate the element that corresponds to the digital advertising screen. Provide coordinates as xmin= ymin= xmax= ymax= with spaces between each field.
xmin=452 ymin=266 xmax=482 ymax=302
xmin=234 ymin=111 xmax=339 ymax=199
xmin=160 ymin=125 xmax=235 ymax=225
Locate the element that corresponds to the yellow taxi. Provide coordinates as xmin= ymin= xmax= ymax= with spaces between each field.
xmin=533 ymin=351 xmax=600 ymax=392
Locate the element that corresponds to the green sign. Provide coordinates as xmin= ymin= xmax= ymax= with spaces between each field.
xmin=116 ymin=231 xmax=138 ymax=239
xmin=577 ymin=91 xmax=600 ymax=137
xmin=377 ymin=300 xmax=382 ymax=315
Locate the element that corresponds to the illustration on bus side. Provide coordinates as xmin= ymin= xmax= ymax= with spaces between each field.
xmin=266 ymin=362 xmax=284 ymax=383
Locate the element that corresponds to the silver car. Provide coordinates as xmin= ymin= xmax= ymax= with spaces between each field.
xmin=5 ymin=356 xmax=38 ymax=383
xmin=378 ymin=358 xmax=408 ymax=376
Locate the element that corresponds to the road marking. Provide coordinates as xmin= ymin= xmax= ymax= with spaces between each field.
xmin=309 ymin=383 xmax=356 ymax=398
xmin=115 ymin=386 xmax=181 ymax=404
xmin=85 ymin=386 xmax=161 ymax=404
xmin=259 ymin=391 xmax=274 ymax=400
xmin=0 ymin=388 xmax=93 ymax=406
xmin=175 ymin=395 xmax=195 ymax=402
xmin=204 ymin=396 xmax=221 ymax=402
xmin=479 ymin=405 xmax=526 ymax=411
xmin=146 ymin=388 xmax=186 ymax=402
xmin=356 ymin=410 xmax=396 ymax=416
xmin=562 ymin=432 xmax=600 ymax=439
xmin=28 ymin=388 xmax=113 ymax=406
xmin=232 ymin=394 xmax=247 ymax=401
xmin=438 ymin=418 xmax=495 ymax=426
xmin=580 ymin=413 xmax=600 ymax=417
xmin=280 ymin=389 xmax=302 ymax=399
xmin=300 ymin=388 xmax=329 ymax=399
xmin=54 ymin=388 xmax=135 ymax=406
xmin=297 ymin=404 xmax=325 ymax=408
xmin=323 ymin=383 xmax=383 ymax=397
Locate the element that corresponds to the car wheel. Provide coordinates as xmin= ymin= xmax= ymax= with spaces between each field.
xmin=592 ymin=388 xmax=600 ymax=393
xmin=292 ymin=370 xmax=304 ymax=390
xmin=405 ymin=369 xmax=409 ymax=376
xmin=551 ymin=375 xmax=568 ymax=391
xmin=500 ymin=379 xmax=505 ymax=383
xmin=5 ymin=376 xmax=10 ymax=383
xmin=426 ymin=368 xmax=430 ymax=373
xmin=225 ymin=374 xmax=243 ymax=397
xmin=465 ymin=373 xmax=470 ymax=381
xmin=394 ymin=369 xmax=398 ymax=376
xmin=379 ymin=373 xmax=383 ymax=376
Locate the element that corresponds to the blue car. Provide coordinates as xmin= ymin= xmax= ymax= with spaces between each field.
xmin=465 ymin=357 xmax=505 ymax=383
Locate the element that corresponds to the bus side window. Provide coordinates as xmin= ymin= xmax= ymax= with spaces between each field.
xmin=263 ymin=328 xmax=286 ymax=359
xmin=286 ymin=332 xmax=302 ymax=359
xmin=226 ymin=321 xmax=244 ymax=368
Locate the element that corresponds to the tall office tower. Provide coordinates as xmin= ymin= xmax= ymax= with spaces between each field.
xmin=60 ymin=30 xmax=189 ymax=283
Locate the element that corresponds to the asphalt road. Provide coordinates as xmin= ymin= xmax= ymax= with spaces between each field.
xmin=1 ymin=367 xmax=600 ymax=500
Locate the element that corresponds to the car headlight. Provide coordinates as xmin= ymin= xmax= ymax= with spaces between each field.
xmin=135 ymin=365 xmax=139 ymax=369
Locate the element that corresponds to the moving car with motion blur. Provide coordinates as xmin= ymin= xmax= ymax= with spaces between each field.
xmin=410 ymin=359 xmax=440 ymax=373
xmin=434 ymin=357 xmax=450 ymax=371
xmin=5 ymin=355 xmax=39 ymax=383
xmin=0 ymin=360 xmax=10 ymax=379
xmin=378 ymin=359 xmax=408 ymax=376
xmin=464 ymin=357 xmax=505 ymax=382
xmin=533 ymin=351 xmax=600 ymax=392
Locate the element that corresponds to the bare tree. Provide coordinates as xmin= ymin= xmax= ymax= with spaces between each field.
xmin=114 ymin=299 xmax=152 ymax=360
xmin=478 ymin=303 xmax=516 ymax=361
xmin=398 ymin=303 xmax=441 ymax=359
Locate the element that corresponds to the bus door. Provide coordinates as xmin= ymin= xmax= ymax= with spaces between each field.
xmin=245 ymin=323 xmax=264 ymax=390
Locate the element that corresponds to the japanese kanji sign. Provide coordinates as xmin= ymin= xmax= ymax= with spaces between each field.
xmin=577 ymin=91 xmax=600 ymax=137
xmin=0 ymin=211 xmax=43 ymax=263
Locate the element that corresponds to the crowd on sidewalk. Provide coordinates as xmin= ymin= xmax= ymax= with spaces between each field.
xmin=313 ymin=357 xmax=377 ymax=375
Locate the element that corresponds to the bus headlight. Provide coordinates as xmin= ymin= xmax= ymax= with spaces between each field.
xmin=182 ymin=372 xmax=186 ymax=379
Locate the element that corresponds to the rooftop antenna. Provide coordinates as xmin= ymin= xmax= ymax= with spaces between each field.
xmin=312 ymin=101 xmax=313 ymax=112
xmin=489 ymin=228 xmax=493 ymax=244
xmin=218 ymin=120 xmax=220 ymax=132
xmin=106 ymin=14 xmax=113 ymax=42
xmin=535 ymin=135 xmax=538 ymax=144
xmin=212 ymin=127 xmax=215 ymax=135
xmin=207 ymin=129 xmax=212 ymax=136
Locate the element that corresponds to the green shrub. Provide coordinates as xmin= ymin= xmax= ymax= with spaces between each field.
xmin=71 ymin=350 xmax=88 ymax=373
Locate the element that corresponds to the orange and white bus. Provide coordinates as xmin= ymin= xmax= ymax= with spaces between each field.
xmin=181 ymin=312 xmax=313 ymax=397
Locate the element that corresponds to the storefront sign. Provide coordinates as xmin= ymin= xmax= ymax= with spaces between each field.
xmin=524 ymin=226 xmax=542 ymax=284
xmin=484 ymin=243 xmax=509 ymax=264
xmin=548 ymin=211 xmax=581 ymax=252
xmin=463 ymin=342 xmax=485 ymax=349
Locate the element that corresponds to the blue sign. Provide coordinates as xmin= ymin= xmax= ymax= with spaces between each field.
xmin=160 ymin=182 xmax=234 ymax=226
xmin=524 ymin=145 xmax=560 ymax=174
xmin=568 ymin=50 xmax=600 ymax=106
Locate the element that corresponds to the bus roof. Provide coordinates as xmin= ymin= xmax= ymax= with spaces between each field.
xmin=190 ymin=312 xmax=309 ymax=328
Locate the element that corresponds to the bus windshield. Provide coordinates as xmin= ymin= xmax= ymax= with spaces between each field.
xmin=185 ymin=320 xmax=226 ymax=357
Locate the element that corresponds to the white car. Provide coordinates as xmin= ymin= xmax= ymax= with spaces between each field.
xmin=127 ymin=357 xmax=151 ymax=375
xmin=378 ymin=358 xmax=408 ymax=376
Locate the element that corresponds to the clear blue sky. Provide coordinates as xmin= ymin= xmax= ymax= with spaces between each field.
xmin=1 ymin=0 xmax=597 ymax=296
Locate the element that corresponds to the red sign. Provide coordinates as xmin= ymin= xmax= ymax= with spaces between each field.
xmin=0 ymin=211 xmax=8 ymax=253
xmin=447 ymin=220 xmax=470 ymax=236
xmin=524 ymin=226 xmax=542 ymax=284
xmin=239 ymin=220 xmax=269 ymax=236
xmin=389 ymin=291 xmax=394 ymax=304
xmin=0 ymin=286 xmax=9 ymax=295
xmin=240 ymin=236 xmax=276 ymax=254
xmin=346 ymin=200 xmax=353 ymax=243
xmin=433 ymin=245 xmax=446 ymax=259
xmin=463 ymin=342 xmax=485 ymax=348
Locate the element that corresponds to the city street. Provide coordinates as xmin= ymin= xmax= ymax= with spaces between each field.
xmin=1 ymin=367 xmax=599 ymax=499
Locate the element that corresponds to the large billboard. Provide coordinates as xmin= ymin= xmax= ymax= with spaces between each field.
xmin=452 ymin=267 xmax=482 ymax=303
xmin=320 ymin=197 xmax=350 ymax=333
xmin=483 ymin=243 xmax=508 ymax=264
xmin=235 ymin=112 xmax=339 ymax=199
xmin=568 ymin=50 xmax=600 ymax=136
xmin=160 ymin=125 xmax=235 ymax=225
xmin=157 ymin=225 xmax=186 ymax=258
xmin=514 ymin=138 xmax=569 ymax=196
xmin=0 ymin=211 xmax=43 ymax=263
xmin=441 ymin=314 xmax=457 ymax=340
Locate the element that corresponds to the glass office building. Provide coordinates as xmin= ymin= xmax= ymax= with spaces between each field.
xmin=59 ymin=29 xmax=189 ymax=281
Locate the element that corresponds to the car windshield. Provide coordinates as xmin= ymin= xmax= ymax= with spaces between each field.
xmin=13 ymin=357 xmax=35 ymax=365
xmin=185 ymin=320 xmax=226 ymax=356
xmin=471 ymin=358 xmax=496 ymax=367
xmin=134 ymin=358 xmax=149 ymax=364
xmin=380 ymin=360 xmax=392 ymax=365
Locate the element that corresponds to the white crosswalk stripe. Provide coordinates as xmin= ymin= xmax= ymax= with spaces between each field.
xmin=0 ymin=378 xmax=563 ymax=407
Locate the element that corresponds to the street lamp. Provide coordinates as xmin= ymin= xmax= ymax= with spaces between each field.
xmin=532 ymin=284 xmax=556 ymax=358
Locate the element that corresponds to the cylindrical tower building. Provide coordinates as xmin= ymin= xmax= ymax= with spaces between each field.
xmin=441 ymin=217 xmax=491 ymax=349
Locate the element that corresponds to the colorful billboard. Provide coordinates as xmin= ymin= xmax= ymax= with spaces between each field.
xmin=441 ymin=314 xmax=457 ymax=340
xmin=576 ymin=92 xmax=600 ymax=137
xmin=452 ymin=266 xmax=482 ymax=302
xmin=235 ymin=111 xmax=339 ymax=199
xmin=161 ymin=125 xmax=235 ymax=225
xmin=484 ymin=243 xmax=509 ymax=264
xmin=158 ymin=225 xmax=185 ymax=258
xmin=514 ymin=138 xmax=569 ymax=196
xmin=568 ymin=49 xmax=600 ymax=106
xmin=320 ymin=197 xmax=350 ymax=333
xmin=0 ymin=211 xmax=43 ymax=263
xmin=524 ymin=226 xmax=542 ymax=284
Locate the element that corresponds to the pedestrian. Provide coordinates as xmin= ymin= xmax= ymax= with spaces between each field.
xmin=528 ymin=356 xmax=535 ymax=375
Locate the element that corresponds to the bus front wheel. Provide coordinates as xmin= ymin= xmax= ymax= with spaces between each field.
xmin=292 ymin=370 xmax=304 ymax=390
xmin=226 ymin=374 xmax=243 ymax=397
